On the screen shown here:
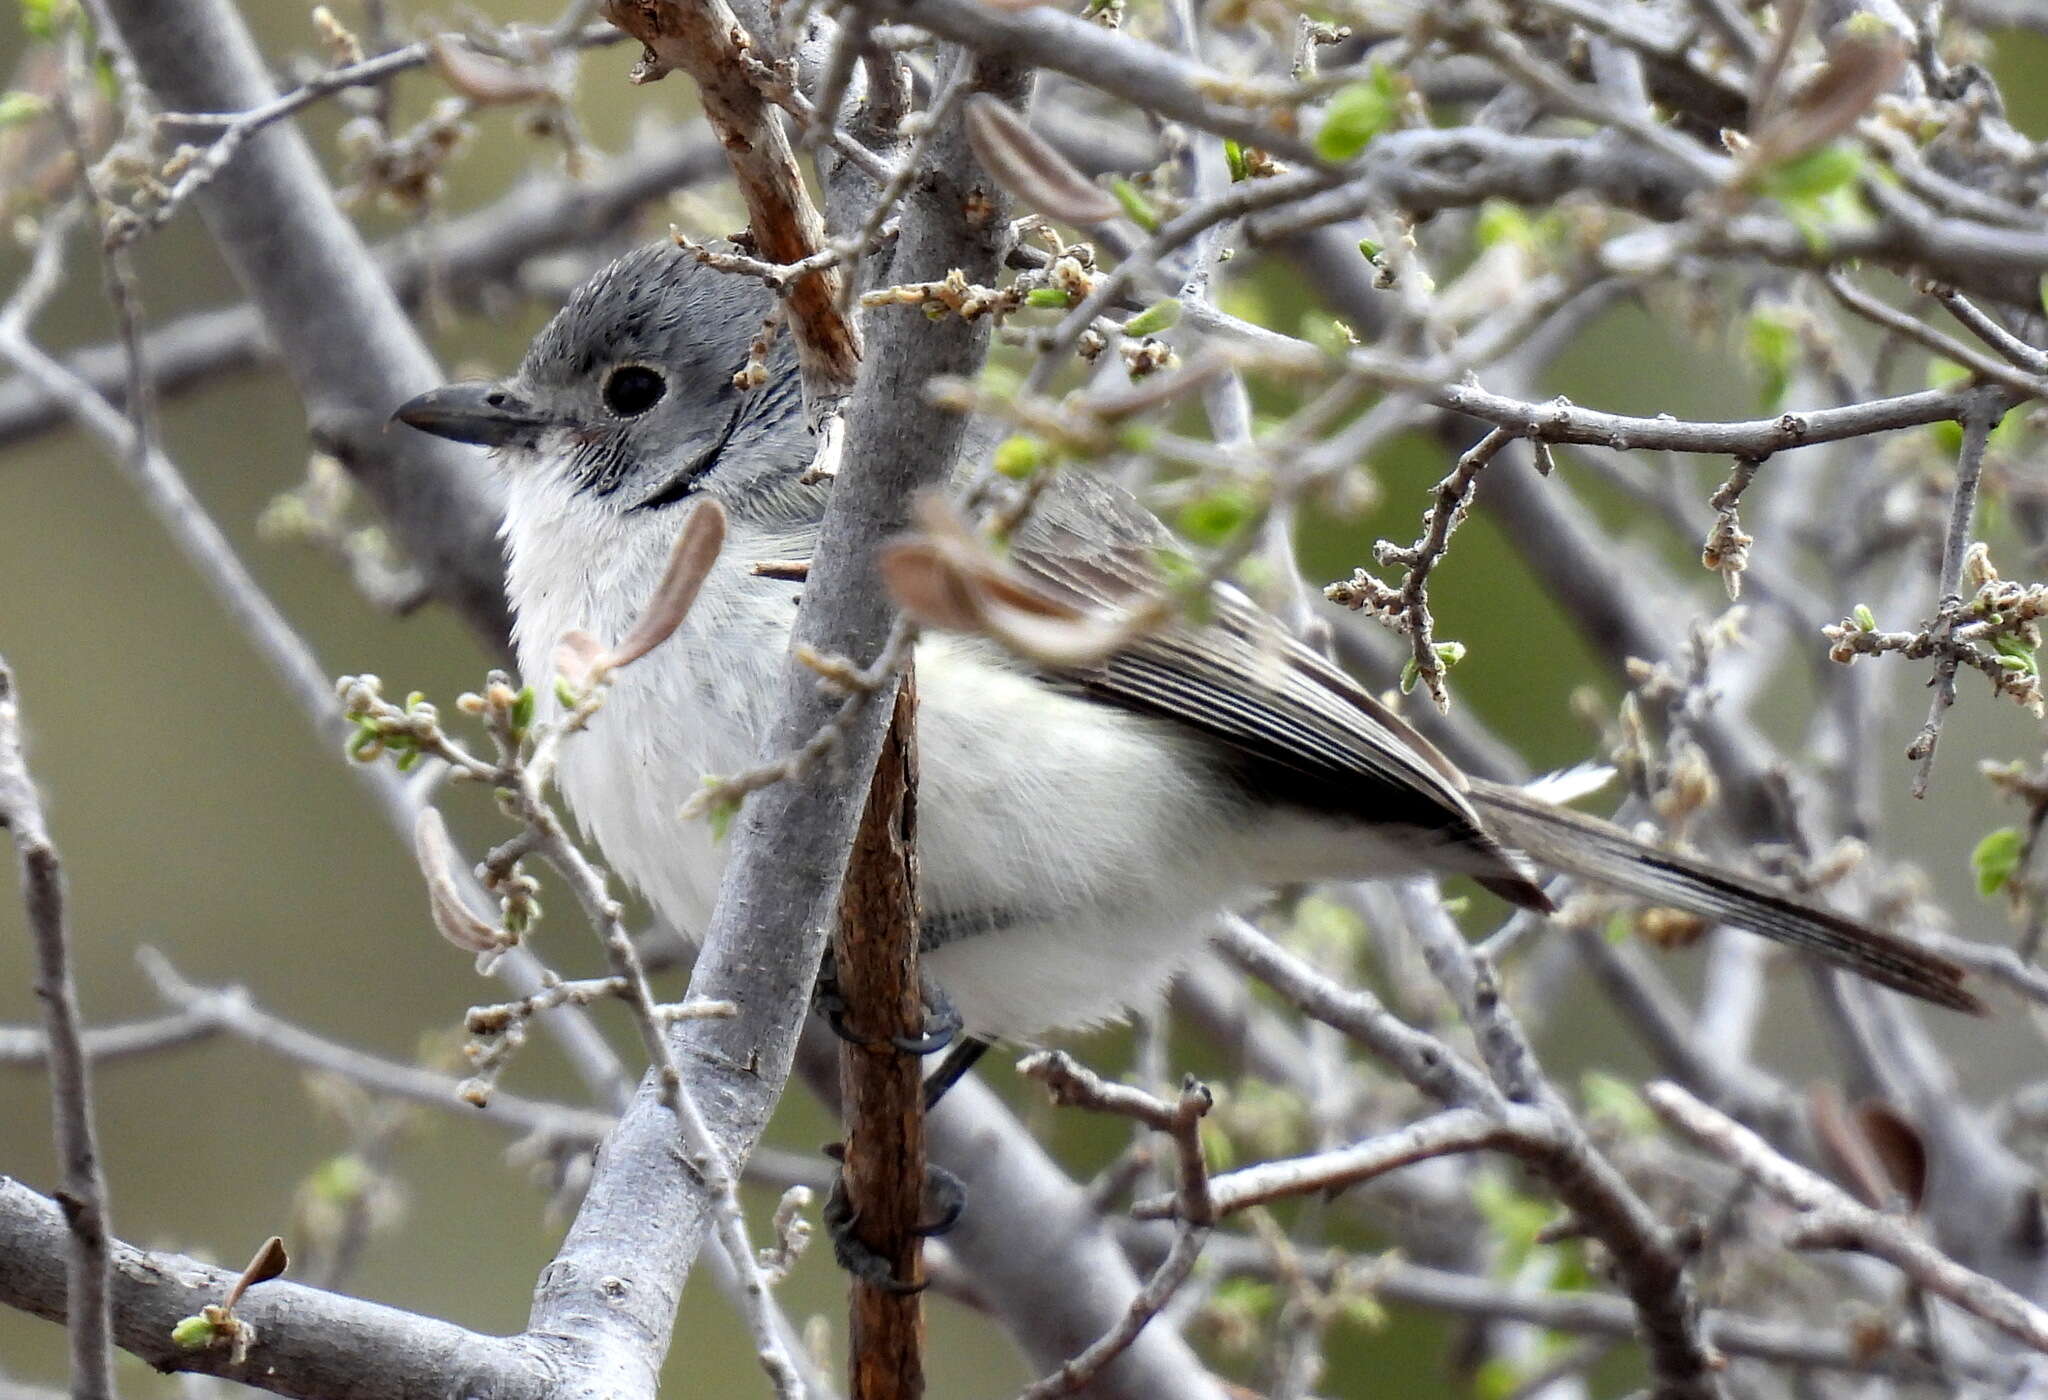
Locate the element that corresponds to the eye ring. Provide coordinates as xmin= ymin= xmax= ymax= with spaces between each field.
xmin=603 ymin=364 xmax=668 ymax=417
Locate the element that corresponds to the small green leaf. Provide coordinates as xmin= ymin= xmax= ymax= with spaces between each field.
xmin=1109 ymin=178 xmax=1159 ymax=232
xmin=1223 ymin=139 xmax=1248 ymax=183
xmin=1356 ymin=237 xmax=1380 ymax=260
xmin=1151 ymin=548 xmax=1201 ymax=596
xmin=993 ymin=435 xmax=1046 ymax=479
xmin=1853 ymin=603 xmax=1878 ymax=631
xmin=1973 ymin=826 xmax=2024 ymax=897
xmin=1294 ymin=894 xmax=1368 ymax=955
xmin=1581 ymin=1071 xmax=1658 ymax=1138
xmin=553 ymin=677 xmax=578 ymax=708
xmin=1399 ymin=657 xmax=1419 ymax=693
xmin=1433 ymin=640 xmax=1467 ymax=669
xmin=21 ymin=0 xmax=64 ymax=40
xmin=0 ymin=92 xmax=48 ymax=129
xmin=1209 ymin=1275 xmax=1277 ymax=1317
xmin=1473 ymin=200 xmax=1534 ymax=252
xmin=1301 ymin=312 xmax=1359 ymax=356
xmin=1471 ymin=1174 xmax=1549 ymax=1271
xmin=170 ymin=1315 xmax=219 ymax=1350
xmin=702 ymin=784 xmax=739 ymax=842
xmin=1761 ymin=143 xmax=1865 ymax=205
xmin=510 ymin=685 xmax=536 ymax=731
xmin=1025 ymin=286 xmax=1072 ymax=308
xmin=1315 ymin=63 xmax=1402 ymax=161
xmin=1994 ymin=635 xmax=2039 ymax=677
xmin=1334 ymin=1290 xmax=1387 ymax=1331
xmin=1177 ymin=486 xmax=1256 ymax=547
xmin=1198 ymin=1118 xmax=1237 ymax=1171
xmin=1744 ymin=307 xmax=1799 ymax=410
xmin=308 ymin=1154 xmax=372 ymax=1204
xmin=1122 ymin=298 xmax=1182 ymax=337
xmin=1115 ymin=423 xmax=1157 ymax=454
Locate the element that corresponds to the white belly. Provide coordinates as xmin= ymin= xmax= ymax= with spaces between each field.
xmin=502 ymin=488 xmax=1355 ymax=1040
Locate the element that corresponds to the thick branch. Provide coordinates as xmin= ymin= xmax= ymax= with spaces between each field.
xmin=0 ymin=1178 xmax=553 ymax=1400
xmin=98 ymin=0 xmax=512 ymax=645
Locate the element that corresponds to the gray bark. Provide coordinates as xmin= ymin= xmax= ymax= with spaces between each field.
xmin=519 ymin=50 xmax=1049 ymax=1393
xmin=99 ymin=0 xmax=512 ymax=644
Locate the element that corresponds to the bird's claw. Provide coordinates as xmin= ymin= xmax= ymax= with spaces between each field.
xmin=914 ymin=1164 xmax=966 ymax=1238
xmin=824 ymin=1159 xmax=933 ymax=1294
xmin=892 ymin=994 xmax=960 ymax=1055
xmin=815 ymin=955 xmax=963 ymax=1057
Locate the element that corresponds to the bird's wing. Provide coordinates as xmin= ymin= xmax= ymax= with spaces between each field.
xmin=1006 ymin=472 xmax=1552 ymax=909
xmin=999 ymin=472 xmax=1980 ymax=1016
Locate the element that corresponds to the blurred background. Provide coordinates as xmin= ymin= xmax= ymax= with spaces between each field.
xmin=3 ymin=4 xmax=2048 ymax=1395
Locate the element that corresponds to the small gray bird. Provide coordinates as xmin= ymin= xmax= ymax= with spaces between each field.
xmin=396 ymin=241 xmax=1981 ymax=1039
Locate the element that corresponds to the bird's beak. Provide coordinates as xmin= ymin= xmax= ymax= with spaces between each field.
xmin=392 ymin=382 xmax=554 ymax=449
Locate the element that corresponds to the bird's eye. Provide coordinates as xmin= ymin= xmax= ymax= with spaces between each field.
xmin=602 ymin=365 xmax=667 ymax=417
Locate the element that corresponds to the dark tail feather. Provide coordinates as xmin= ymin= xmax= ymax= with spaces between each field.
xmin=1467 ymin=779 xmax=1985 ymax=1016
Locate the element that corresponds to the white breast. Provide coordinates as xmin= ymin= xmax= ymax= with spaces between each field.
xmin=503 ymin=475 xmax=1279 ymax=1039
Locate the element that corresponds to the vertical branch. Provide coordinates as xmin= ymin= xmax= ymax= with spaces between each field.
xmin=522 ymin=50 xmax=1032 ymax=1391
xmin=835 ymin=674 xmax=927 ymax=1400
xmin=1908 ymin=387 xmax=1999 ymax=795
xmin=0 ymin=658 xmax=115 ymax=1400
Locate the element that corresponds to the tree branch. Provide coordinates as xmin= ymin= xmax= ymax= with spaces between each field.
xmin=0 ymin=659 xmax=114 ymax=1399
xmin=98 ymin=0 xmax=512 ymax=645
xmin=834 ymin=677 xmax=929 ymax=1397
xmin=0 ymin=1179 xmax=553 ymax=1399
xmin=519 ymin=49 xmax=1031 ymax=1393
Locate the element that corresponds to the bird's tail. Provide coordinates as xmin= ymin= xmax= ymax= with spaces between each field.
xmin=1466 ymin=778 xmax=1984 ymax=1015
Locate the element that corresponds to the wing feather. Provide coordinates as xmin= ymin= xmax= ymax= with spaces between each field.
xmin=1006 ymin=473 xmax=1551 ymax=908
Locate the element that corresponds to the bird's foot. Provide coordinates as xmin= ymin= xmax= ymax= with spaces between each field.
xmin=823 ymin=1152 xmax=967 ymax=1292
xmin=814 ymin=954 xmax=962 ymax=1056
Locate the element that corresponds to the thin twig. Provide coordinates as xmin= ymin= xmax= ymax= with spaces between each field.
xmin=601 ymin=0 xmax=861 ymax=408
xmin=1908 ymin=389 xmax=1999 ymax=795
xmin=0 ymin=658 xmax=115 ymax=1400
xmin=1013 ymin=1052 xmax=1216 ymax=1397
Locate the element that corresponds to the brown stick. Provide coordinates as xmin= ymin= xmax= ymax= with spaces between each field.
xmin=600 ymin=0 xmax=862 ymax=401
xmin=836 ymin=671 xmax=926 ymax=1400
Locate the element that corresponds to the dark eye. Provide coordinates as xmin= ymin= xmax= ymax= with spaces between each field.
xmin=603 ymin=364 xmax=667 ymax=417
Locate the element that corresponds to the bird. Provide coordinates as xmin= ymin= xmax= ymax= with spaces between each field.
xmin=394 ymin=239 xmax=1983 ymax=1053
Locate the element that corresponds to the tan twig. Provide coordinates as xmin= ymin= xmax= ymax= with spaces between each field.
xmin=834 ymin=677 xmax=928 ymax=1400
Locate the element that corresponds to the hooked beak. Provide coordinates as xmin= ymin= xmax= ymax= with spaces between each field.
xmin=392 ymin=383 xmax=555 ymax=449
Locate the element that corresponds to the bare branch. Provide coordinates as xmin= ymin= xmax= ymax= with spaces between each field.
xmin=0 ymin=1178 xmax=552 ymax=1398
xmin=1648 ymin=1081 xmax=2048 ymax=1354
xmin=0 ymin=659 xmax=115 ymax=1400
xmin=100 ymin=0 xmax=512 ymax=643
xmin=1907 ymin=389 xmax=2002 ymax=793
xmin=834 ymin=679 xmax=929 ymax=1397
